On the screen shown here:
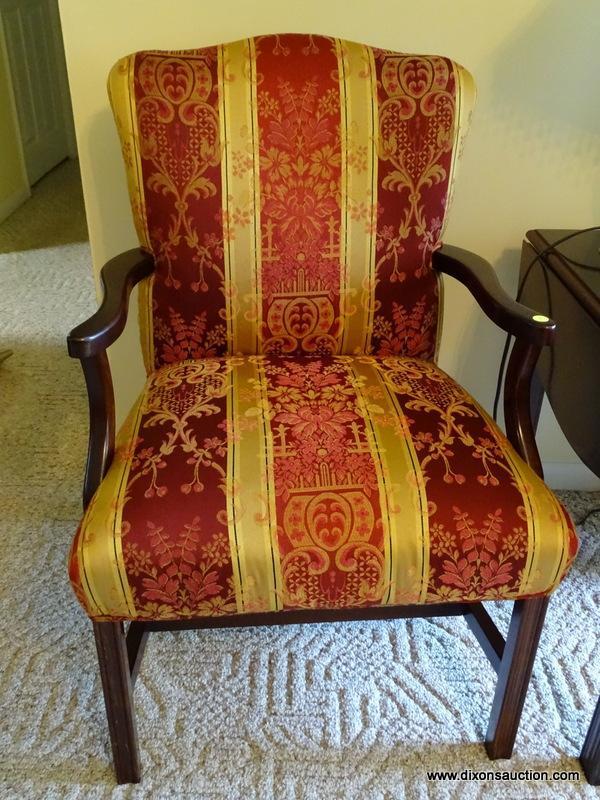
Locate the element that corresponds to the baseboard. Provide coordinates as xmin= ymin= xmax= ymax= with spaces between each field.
xmin=0 ymin=186 xmax=30 ymax=224
xmin=543 ymin=461 xmax=600 ymax=491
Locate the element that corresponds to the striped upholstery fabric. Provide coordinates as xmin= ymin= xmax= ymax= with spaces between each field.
xmin=107 ymin=34 xmax=474 ymax=370
xmin=69 ymin=356 xmax=577 ymax=621
xmin=69 ymin=35 xmax=577 ymax=621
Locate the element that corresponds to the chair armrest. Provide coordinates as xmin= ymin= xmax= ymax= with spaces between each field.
xmin=432 ymin=244 xmax=556 ymax=346
xmin=67 ymin=248 xmax=155 ymax=359
xmin=67 ymin=248 xmax=154 ymax=507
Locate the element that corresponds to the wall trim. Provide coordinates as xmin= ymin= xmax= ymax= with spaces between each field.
xmin=543 ymin=462 xmax=600 ymax=492
xmin=0 ymin=185 xmax=30 ymax=223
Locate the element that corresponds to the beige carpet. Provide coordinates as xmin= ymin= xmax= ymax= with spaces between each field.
xmin=0 ymin=161 xmax=599 ymax=799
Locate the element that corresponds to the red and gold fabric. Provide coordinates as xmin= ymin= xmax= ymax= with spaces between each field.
xmin=69 ymin=355 xmax=578 ymax=621
xmin=71 ymin=35 xmax=577 ymax=622
xmin=107 ymin=35 xmax=475 ymax=371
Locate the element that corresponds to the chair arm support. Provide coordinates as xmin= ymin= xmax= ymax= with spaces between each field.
xmin=432 ymin=244 xmax=556 ymax=347
xmin=67 ymin=248 xmax=155 ymax=359
xmin=67 ymin=248 xmax=153 ymax=507
xmin=80 ymin=351 xmax=115 ymax=508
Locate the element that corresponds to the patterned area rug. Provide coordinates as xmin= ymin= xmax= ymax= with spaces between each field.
xmin=0 ymin=162 xmax=598 ymax=799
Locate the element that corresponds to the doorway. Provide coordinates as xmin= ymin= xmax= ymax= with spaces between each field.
xmin=0 ymin=0 xmax=76 ymax=222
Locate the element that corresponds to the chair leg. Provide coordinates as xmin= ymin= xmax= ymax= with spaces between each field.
xmin=485 ymin=597 xmax=549 ymax=759
xmin=93 ymin=621 xmax=141 ymax=783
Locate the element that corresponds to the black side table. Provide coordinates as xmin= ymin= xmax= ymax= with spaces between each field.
xmin=520 ymin=228 xmax=600 ymax=785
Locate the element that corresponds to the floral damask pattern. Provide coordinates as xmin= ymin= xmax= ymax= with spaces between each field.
xmin=369 ymin=55 xmax=457 ymax=358
xmin=132 ymin=50 xmax=227 ymax=367
xmin=70 ymin=36 xmax=577 ymax=623
xmin=120 ymin=359 xmax=239 ymax=619
xmin=255 ymin=40 xmax=343 ymax=354
xmin=70 ymin=356 xmax=578 ymax=621
xmin=372 ymin=357 xmax=576 ymax=602
xmin=110 ymin=35 xmax=461 ymax=367
xmin=263 ymin=358 xmax=385 ymax=608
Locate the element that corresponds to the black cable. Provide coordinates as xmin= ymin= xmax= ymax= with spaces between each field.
xmin=559 ymin=258 xmax=600 ymax=272
xmin=492 ymin=226 xmax=600 ymax=422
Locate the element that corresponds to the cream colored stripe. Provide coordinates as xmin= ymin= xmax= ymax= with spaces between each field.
xmin=227 ymin=357 xmax=281 ymax=612
xmin=219 ymin=40 xmax=260 ymax=354
xmin=353 ymin=359 xmax=430 ymax=603
xmin=339 ymin=43 xmax=378 ymax=355
xmin=475 ymin=401 xmax=569 ymax=595
xmin=79 ymin=392 xmax=145 ymax=618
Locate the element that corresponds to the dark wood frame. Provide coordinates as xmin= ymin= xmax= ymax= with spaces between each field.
xmin=67 ymin=244 xmax=557 ymax=784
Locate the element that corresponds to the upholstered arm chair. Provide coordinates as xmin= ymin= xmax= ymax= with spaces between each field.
xmin=67 ymin=34 xmax=577 ymax=784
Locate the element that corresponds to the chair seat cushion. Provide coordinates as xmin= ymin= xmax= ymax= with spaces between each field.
xmin=69 ymin=356 xmax=578 ymax=621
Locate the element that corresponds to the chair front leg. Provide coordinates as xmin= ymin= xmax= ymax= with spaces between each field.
xmin=486 ymin=597 xmax=549 ymax=759
xmin=93 ymin=621 xmax=141 ymax=783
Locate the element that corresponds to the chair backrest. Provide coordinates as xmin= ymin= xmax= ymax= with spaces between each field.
xmin=108 ymin=34 xmax=475 ymax=371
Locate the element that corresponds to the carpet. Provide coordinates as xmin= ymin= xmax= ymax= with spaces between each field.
xmin=0 ymin=161 xmax=598 ymax=799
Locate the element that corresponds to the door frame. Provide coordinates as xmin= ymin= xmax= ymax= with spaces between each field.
xmin=0 ymin=0 xmax=76 ymax=221
xmin=0 ymin=12 xmax=30 ymax=222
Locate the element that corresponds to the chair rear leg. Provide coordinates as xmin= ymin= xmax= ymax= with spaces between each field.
xmin=485 ymin=597 xmax=549 ymax=759
xmin=93 ymin=621 xmax=141 ymax=783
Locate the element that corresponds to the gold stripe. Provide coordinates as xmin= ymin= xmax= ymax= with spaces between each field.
xmin=475 ymin=401 xmax=569 ymax=596
xmin=255 ymin=356 xmax=282 ymax=603
xmin=218 ymin=45 xmax=235 ymax=351
xmin=78 ymin=392 xmax=145 ymax=618
xmin=441 ymin=61 xmax=476 ymax=233
xmin=108 ymin=55 xmax=154 ymax=373
xmin=225 ymin=362 xmax=245 ymax=612
xmin=108 ymin=55 xmax=150 ymax=250
xmin=433 ymin=271 xmax=444 ymax=363
xmin=219 ymin=40 xmax=261 ymax=354
xmin=515 ymin=459 xmax=568 ymax=596
xmin=544 ymin=491 xmax=571 ymax=593
xmin=226 ymin=357 xmax=281 ymax=612
xmin=434 ymin=62 xmax=474 ymax=365
xmin=338 ymin=43 xmax=378 ymax=354
xmin=347 ymin=359 xmax=393 ymax=603
xmin=249 ymin=39 xmax=263 ymax=353
xmin=353 ymin=358 xmax=430 ymax=603
xmin=336 ymin=39 xmax=348 ymax=354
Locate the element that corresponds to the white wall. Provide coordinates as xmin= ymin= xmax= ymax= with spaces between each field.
xmin=58 ymin=0 xmax=600 ymax=489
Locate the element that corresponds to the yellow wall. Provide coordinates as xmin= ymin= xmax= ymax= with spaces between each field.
xmin=0 ymin=20 xmax=28 ymax=219
xmin=57 ymin=0 xmax=600 ymax=488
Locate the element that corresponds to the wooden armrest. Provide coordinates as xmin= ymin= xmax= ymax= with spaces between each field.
xmin=67 ymin=248 xmax=155 ymax=359
xmin=67 ymin=248 xmax=154 ymax=507
xmin=432 ymin=244 xmax=556 ymax=346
